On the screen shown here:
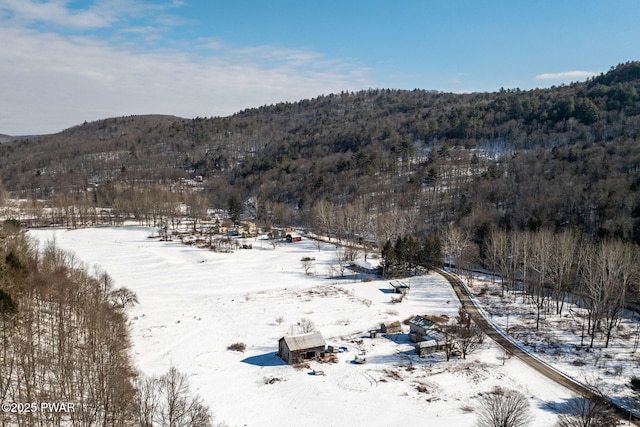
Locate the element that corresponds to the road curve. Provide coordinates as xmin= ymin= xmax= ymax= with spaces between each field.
xmin=437 ymin=268 xmax=639 ymax=425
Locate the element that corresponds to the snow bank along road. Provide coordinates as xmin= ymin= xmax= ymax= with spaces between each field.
xmin=437 ymin=268 xmax=640 ymax=425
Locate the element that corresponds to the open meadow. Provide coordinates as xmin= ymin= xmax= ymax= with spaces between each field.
xmin=29 ymin=226 xmax=577 ymax=426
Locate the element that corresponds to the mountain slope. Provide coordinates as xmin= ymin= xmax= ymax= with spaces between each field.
xmin=1 ymin=61 xmax=639 ymax=239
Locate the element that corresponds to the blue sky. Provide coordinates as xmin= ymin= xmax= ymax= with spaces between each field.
xmin=1 ymin=0 xmax=639 ymax=135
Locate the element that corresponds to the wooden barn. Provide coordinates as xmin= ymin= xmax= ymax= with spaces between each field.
xmin=278 ymin=331 xmax=326 ymax=365
xmin=380 ymin=320 xmax=402 ymax=334
xmin=409 ymin=315 xmax=439 ymax=342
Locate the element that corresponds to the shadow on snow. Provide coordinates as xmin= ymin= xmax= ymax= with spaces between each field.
xmin=241 ymin=351 xmax=287 ymax=367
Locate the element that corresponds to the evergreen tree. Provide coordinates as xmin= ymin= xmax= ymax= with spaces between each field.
xmin=380 ymin=234 xmax=442 ymax=278
xmin=228 ymin=195 xmax=243 ymax=225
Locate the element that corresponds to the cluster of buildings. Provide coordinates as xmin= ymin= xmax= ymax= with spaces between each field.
xmin=276 ymin=314 xmax=448 ymax=366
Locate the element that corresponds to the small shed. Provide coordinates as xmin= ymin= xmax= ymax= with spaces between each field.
xmin=409 ymin=315 xmax=439 ymax=342
xmin=390 ymin=280 xmax=410 ymax=294
xmin=380 ymin=320 xmax=402 ymax=334
xmin=285 ymin=233 xmax=302 ymax=243
xmin=278 ymin=331 xmax=326 ymax=365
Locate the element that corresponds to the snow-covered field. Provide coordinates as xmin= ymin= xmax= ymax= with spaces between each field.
xmin=29 ymin=226 xmax=576 ymax=427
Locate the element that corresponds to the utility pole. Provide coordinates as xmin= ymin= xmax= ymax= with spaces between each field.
xmin=506 ymin=310 xmax=510 ymax=334
xmin=633 ymin=313 xmax=639 ymax=353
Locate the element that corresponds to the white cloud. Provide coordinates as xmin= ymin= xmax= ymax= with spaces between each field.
xmin=0 ymin=0 xmax=113 ymax=29
xmin=0 ymin=2 xmax=372 ymax=135
xmin=535 ymin=70 xmax=598 ymax=80
xmin=0 ymin=27 xmax=370 ymax=135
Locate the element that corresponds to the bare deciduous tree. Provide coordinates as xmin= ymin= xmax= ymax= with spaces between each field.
xmin=289 ymin=317 xmax=317 ymax=335
xmin=0 ymin=236 xmax=138 ymax=426
xmin=373 ymin=211 xmax=396 ymax=253
xmin=331 ymin=247 xmax=350 ymax=277
xmin=452 ymin=308 xmax=484 ymax=359
xmin=135 ymin=375 xmax=160 ymax=427
xmin=476 ymin=387 xmax=531 ymax=427
xmin=548 ymin=231 xmax=579 ymax=316
xmin=529 ymin=229 xmax=553 ymax=329
xmin=485 ymin=228 xmax=509 ymax=297
xmin=135 ymin=367 xmax=215 ymax=427
xmin=187 ymin=192 xmax=209 ymax=233
xmin=581 ymin=240 xmax=636 ymax=348
xmin=109 ymin=287 xmax=139 ymax=309
xmin=443 ymin=224 xmax=472 ymax=274
xmin=300 ymin=256 xmax=315 ymax=275
xmin=313 ymin=200 xmax=336 ymax=241
xmin=555 ymin=397 xmax=617 ymax=427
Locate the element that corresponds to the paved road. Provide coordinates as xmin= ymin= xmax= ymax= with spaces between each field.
xmin=437 ymin=268 xmax=639 ymax=425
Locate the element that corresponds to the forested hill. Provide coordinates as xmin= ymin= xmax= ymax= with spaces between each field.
xmin=1 ymin=61 xmax=640 ymax=240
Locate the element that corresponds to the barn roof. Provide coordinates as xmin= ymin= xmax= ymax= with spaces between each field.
xmin=281 ymin=331 xmax=326 ymax=352
xmin=410 ymin=315 xmax=437 ymax=330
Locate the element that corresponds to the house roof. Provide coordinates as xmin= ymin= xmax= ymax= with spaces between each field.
xmin=281 ymin=331 xmax=326 ymax=352
xmin=351 ymin=260 xmax=375 ymax=271
xmin=410 ymin=315 xmax=437 ymax=330
xmin=416 ymin=340 xmax=439 ymax=348
xmin=424 ymin=330 xmax=445 ymax=342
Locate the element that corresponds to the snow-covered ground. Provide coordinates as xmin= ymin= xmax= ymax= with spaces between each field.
xmin=463 ymin=273 xmax=640 ymax=416
xmin=29 ymin=227 xmax=576 ymax=427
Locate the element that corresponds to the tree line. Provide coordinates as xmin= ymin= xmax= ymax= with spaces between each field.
xmin=1 ymin=63 xmax=640 ymax=245
xmin=374 ymin=222 xmax=640 ymax=349
xmin=451 ymin=226 xmax=640 ymax=348
xmin=0 ymin=221 xmax=217 ymax=426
